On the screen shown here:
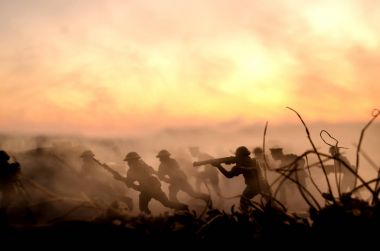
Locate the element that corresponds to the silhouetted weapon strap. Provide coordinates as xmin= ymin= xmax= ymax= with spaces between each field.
xmin=92 ymin=157 xmax=143 ymax=192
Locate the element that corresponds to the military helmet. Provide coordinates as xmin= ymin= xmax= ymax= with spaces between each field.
xmin=269 ymin=148 xmax=283 ymax=155
xmin=124 ymin=152 xmax=141 ymax=161
xmin=0 ymin=150 xmax=10 ymax=161
xmin=80 ymin=150 xmax=95 ymax=158
xmin=156 ymin=149 xmax=171 ymax=158
xmin=253 ymin=147 xmax=263 ymax=155
xmin=235 ymin=146 xmax=250 ymax=157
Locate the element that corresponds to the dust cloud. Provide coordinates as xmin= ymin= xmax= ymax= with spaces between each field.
xmin=1 ymin=121 xmax=379 ymax=219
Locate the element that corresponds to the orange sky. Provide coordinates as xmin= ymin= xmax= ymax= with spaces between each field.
xmin=0 ymin=0 xmax=379 ymax=136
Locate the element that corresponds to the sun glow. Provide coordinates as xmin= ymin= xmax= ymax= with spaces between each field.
xmin=0 ymin=0 xmax=379 ymax=136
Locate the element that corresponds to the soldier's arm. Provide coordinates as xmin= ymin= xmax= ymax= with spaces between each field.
xmin=212 ymin=164 xmax=240 ymax=178
xmin=125 ymin=171 xmax=137 ymax=188
xmin=157 ymin=166 xmax=170 ymax=183
xmin=172 ymin=159 xmax=182 ymax=169
xmin=142 ymin=162 xmax=158 ymax=175
xmin=124 ymin=177 xmax=142 ymax=191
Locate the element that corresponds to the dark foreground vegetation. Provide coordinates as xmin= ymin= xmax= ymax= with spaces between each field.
xmin=1 ymin=198 xmax=379 ymax=246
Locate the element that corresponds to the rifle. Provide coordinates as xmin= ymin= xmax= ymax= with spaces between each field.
xmin=92 ymin=158 xmax=125 ymax=180
xmin=193 ymin=156 xmax=236 ymax=167
xmin=92 ymin=158 xmax=142 ymax=192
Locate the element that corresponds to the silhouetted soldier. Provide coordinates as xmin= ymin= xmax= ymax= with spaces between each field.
xmin=212 ymin=146 xmax=267 ymax=213
xmin=270 ymin=148 xmax=308 ymax=207
xmin=329 ymin=146 xmax=356 ymax=193
xmin=80 ymin=150 xmax=104 ymax=178
xmin=189 ymin=147 xmax=221 ymax=196
xmin=156 ymin=149 xmax=211 ymax=206
xmin=124 ymin=152 xmax=188 ymax=214
xmin=80 ymin=150 xmax=133 ymax=210
xmin=252 ymin=147 xmax=272 ymax=196
xmin=0 ymin=150 xmax=21 ymax=222
xmin=253 ymin=147 xmax=270 ymax=173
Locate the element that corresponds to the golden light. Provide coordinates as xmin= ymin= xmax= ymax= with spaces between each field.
xmin=0 ymin=0 xmax=379 ymax=136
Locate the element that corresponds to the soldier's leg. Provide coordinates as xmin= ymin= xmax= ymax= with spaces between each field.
xmin=139 ymin=192 xmax=152 ymax=214
xmin=240 ymin=185 xmax=258 ymax=213
xmin=181 ymin=181 xmax=210 ymax=202
xmin=168 ymin=184 xmax=180 ymax=202
xmin=153 ymin=189 xmax=188 ymax=211
xmin=258 ymin=180 xmax=272 ymax=206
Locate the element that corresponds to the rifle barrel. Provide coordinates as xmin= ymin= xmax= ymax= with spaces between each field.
xmin=193 ymin=156 xmax=236 ymax=167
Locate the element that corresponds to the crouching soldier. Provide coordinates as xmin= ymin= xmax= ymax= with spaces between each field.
xmin=124 ymin=152 xmax=188 ymax=214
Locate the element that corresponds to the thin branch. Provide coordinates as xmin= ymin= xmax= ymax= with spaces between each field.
xmin=262 ymin=121 xmax=269 ymax=181
xmin=352 ymin=143 xmax=379 ymax=172
xmin=286 ymin=107 xmax=334 ymax=201
xmin=355 ymin=109 xmax=380 ymax=187
xmin=263 ymin=121 xmax=271 ymax=171
xmin=294 ymin=161 xmax=322 ymax=210
xmin=350 ymin=177 xmax=380 ymax=194
xmin=319 ymin=130 xmax=342 ymax=196
xmin=305 ymin=154 xmax=324 ymax=195
xmin=272 ymin=163 xmax=321 ymax=210
xmin=320 ymin=130 xmax=339 ymax=148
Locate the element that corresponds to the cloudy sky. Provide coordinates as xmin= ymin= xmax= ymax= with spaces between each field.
xmin=0 ymin=0 xmax=379 ymax=136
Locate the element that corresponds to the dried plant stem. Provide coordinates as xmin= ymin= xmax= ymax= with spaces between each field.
xmin=355 ymin=109 xmax=380 ymax=187
xmin=286 ymin=107 xmax=334 ymax=201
